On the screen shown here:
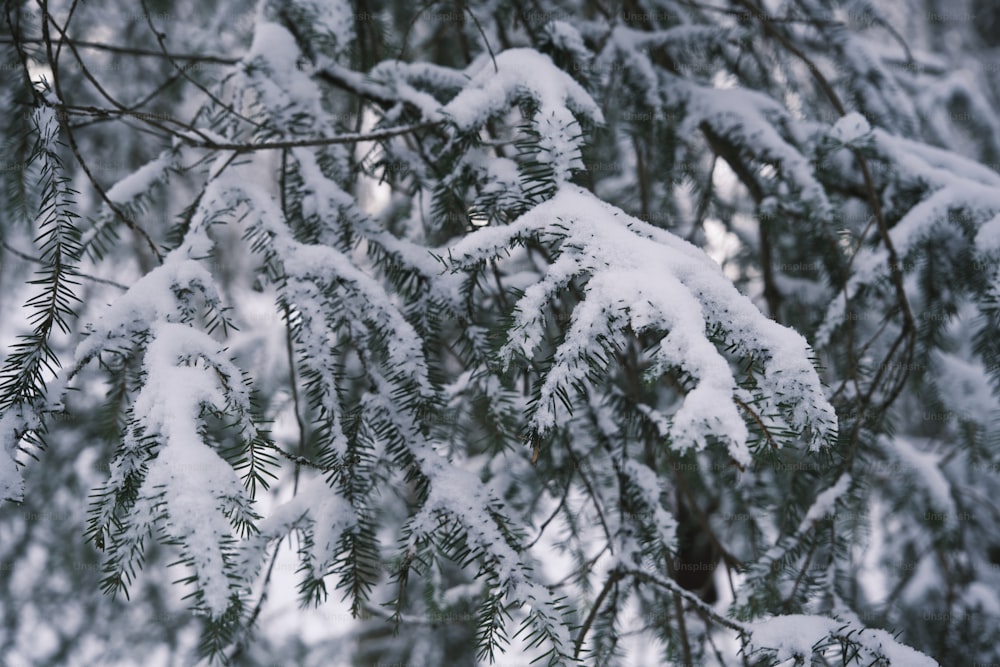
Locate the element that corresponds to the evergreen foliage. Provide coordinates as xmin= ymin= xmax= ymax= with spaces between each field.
xmin=1 ymin=0 xmax=998 ymax=665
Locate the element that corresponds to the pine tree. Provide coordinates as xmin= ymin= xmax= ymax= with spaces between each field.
xmin=1 ymin=0 xmax=998 ymax=665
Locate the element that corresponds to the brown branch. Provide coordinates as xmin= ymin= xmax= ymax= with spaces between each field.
xmin=573 ymin=568 xmax=624 ymax=659
xmin=734 ymin=395 xmax=778 ymax=450
xmin=565 ymin=444 xmax=615 ymax=550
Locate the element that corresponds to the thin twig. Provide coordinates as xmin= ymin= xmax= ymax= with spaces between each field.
xmin=624 ymin=568 xmax=747 ymax=633
xmin=1 ymin=241 xmax=127 ymax=290
xmin=36 ymin=3 xmax=164 ymax=263
xmin=462 ymin=6 xmax=499 ymax=72
xmin=674 ymin=589 xmax=694 ymax=667
xmin=733 ymin=395 xmax=778 ymax=450
xmin=0 ymin=36 xmax=238 ymax=63
xmin=140 ymin=0 xmax=266 ymax=131
xmin=179 ymin=121 xmax=442 ymax=152
xmin=573 ymin=567 xmax=624 ymax=659
xmin=525 ymin=474 xmax=572 ymax=549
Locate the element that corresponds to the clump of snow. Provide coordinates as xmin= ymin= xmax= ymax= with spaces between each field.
xmin=545 ymin=20 xmax=588 ymax=56
xmin=106 ymin=152 xmax=172 ymax=203
xmin=830 ymin=111 xmax=872 ymax=145
xmin=860 ymin=626 xmax=939 ymax=666
xmin=622 ymin=459 xmax=677 ymax=549
xmin=405 ymin=450 xmax=572 ymax=655
xmin=798 ymin=473 xmax=851 ymax=531
xmin=75 ymin=258 xmax=225 ymax=363
xmin=975 ymin=212 xmax=1000 ymax=253
xmin=126 ymin=322 xmax=258 ymax=616
xmin=246 ymin=21 xmax=299 ymax=77
xmin=290 ymin=0 xmax=354 ymax=57
xmin=746 ymin=614 xmax=939 ymax=666
xmin=748 ymin=614 xmax=837 ymax=662
xmin=169 ymin=172 xmax=437 ymax=465
xmin=241 ymin=18 xmax=325 ymax=121
xmin=443 ymin=48 xmax=603 ymax=130
xmin=883 ymin=436 xmax=957 ymax=528
xmin=442 ymin=49 xmax=603 ymax=183
xmin=367 ymin=61 xmax=467 ymax=122
xmin=242 ymin=476 xmax=356 ymax=583
xmin=820 ymin=126 xmax=1000 ymax=343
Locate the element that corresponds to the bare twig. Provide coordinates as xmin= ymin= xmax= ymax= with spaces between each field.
xmin=36 ymin=2 xmax=164 ymax=262
xmin=1 ymin=241 xmax=127 ymax=290
xmin=179 ymin=121 xmax=442 ymax=152
xmin=0 ymin=36 xmax=239 ymax=63
xmin=573 ymin=568 xmax=623 ymax=659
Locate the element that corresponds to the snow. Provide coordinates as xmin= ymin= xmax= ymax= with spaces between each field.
xmin=865 ymin=183 xmax=997 ymax=275
xmin=369 ymin=46 xmax=607 ymax=159
xmin=367 ymin=61 xmax=465 ymax=122
xmin=251 ymin=476 xmax=356 ymax=575
xmin=0 ymin=406 xmax=37 ymax=501
xmin=877 ymin=130 xmax=1000 ymax=188
xmin=761 ymin=474 xmax=852 ymax=567
xmin=74 ymin=235 xmax=270 ymax=616
xmin=74 ymin=258 xmax=225 ymax=363
xmin=747 ymin=614 xmax=837 ymax=662
xmin=128 ymin=322 xmax=257 ymax=616
xmin=32 ymin=106 xmax=60 ymax=153
xmin=105 ymin=152 xmax=172 ymax=203
xmin=184 ymin=174 xmax=433 ymax=401
xmin=6 ymin=11 xmax=987 ymax=662
xmin=441 ymin=49 xmax=603 ymax=183
xmin=676 ymin=80 xmax=831 ymax=216
xmin=884 ymin=436 xmax=956 ymax=527
xmin=287 ymin=146 xmax=445 ymax=290
xmin=442 ymin=48 xmax=603 ymax=129
xmin=830 ymin=111 xmax=872 ymax=144
xmin=621 ymin=459 xmax=677 ymax=548
xmin=933 ymin=350 xmax=999 ymax=424
xmin=245 ymin=21 xmax=299 ymax=77
xmin=545 ymin=20 xmax=588 ymax=56
xmin=83 ymin=321 xmax=253 ymax=617
xmin=405 ymin=450 xmax=573 ymax=656
xmin=241 ymin=18 xmax=326 ymax=122
xmin=746 ymin=614 xmax=939 ymax=666
xmin=976 ymin=212 xmax=1000 ymax=253
xmin=448 ymin=185 xmax=836 ymax=462
xmin=821 ymin=125 xmax=1000 ymax=339
xmin=964 ymin=581 xmax=1000 ymax=616
xmin=294 ymin=0 xmax=354 ymax=57
xmin=797 ymin=473 xmax=851 ymax=532
xmin=132 ymin=324 xmax=228 ymax=434
xmin=859 ymin=626 xmax=939 ymax=667
xmin=601 ymin=26 xmax=661 ymax=109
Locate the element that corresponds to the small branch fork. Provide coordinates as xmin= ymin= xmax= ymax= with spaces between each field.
xmin=573 ymin=565 xmax=751 ymax=659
